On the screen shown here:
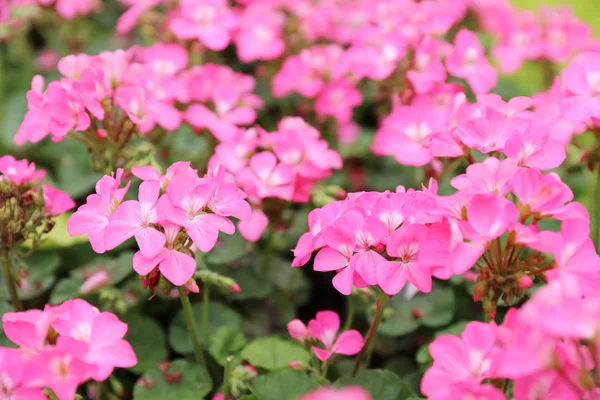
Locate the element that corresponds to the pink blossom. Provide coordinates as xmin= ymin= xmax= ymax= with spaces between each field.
xmin=307 ymin=311 xmax=364 ymax=361
xmin=238 ymin=209 xmax=268 ymax=242
xmin=299 ymin=386 xmax=371 ymax=400
xmin=42 ymin=184 xmax=76 ymax=217
xmin=116 ymin=0 xmax=164 ymax=34
xmin=429 ymin=382 xmax=506 ymax=400
xmin=0 ymin=155 xmax=46 ymax=185
xmin=169 ymin=0 xmax=237 ymax=51
xmin=68 ymin=169 xmax=131 ymax=253
xmin=0 ymin=348 xmax=46 ymax=400
xmin=115 ymin=86 xmax=182 ymax=134
xmin=314 ymin=79 xmax=363 ymax=124
xmin=450 ymin=157 xmax=518 ymax=197
xmin=372 ymin=98 xmax=447 ymax=166
xmin=79 ymin=270 xmax=111 ymax=294
xmin=446 ymin=29 xmax=497 ymax=94
xmin=561 ymin=52 xmax=600 ymax=124
xmin=238 ymin=152 xmax=294 ymax=201
xmin=133 ymin=223 xmax=197 ymax=286
xmin=287 ymin=319 xmax=311 ymax=343
xmin=2 ymin=310 xmax=52 ymax=355
xmin=503 ymin=124 xmax=566 ymax=170
xmin=29 ymin=337 xmax=97 ymax=400
xmin=377 ymin=223 xmax=432 ymax=294
xmin=104 ymin=180 xmax=166 ymax=257
xmin=51 ymin=299 xmax=137 ymax=380
xmin=235 ymin=5 xmax=285 ymax=62
xmin=461 ymin=195 xmax=518 ymax=243
xmin=406 ymin=38 xmax=448 ymax=94
xmin=421 ymin=322 xmax=498 ymax=397
xmin=511 ymin=168 xmax=573 ymax=216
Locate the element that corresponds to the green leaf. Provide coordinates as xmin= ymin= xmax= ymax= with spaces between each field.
xmin=0 ymin=301 xmax=16 ymax=347
xmin=379 ymin=284 xmax=456 ymax=337
xmin=208 ymin=325 xmax=246 ymax=366
xmin=206 ymin=232 xmax=252 ymax=265
xmin=169 ymin=301 xmax=242 ymax=354
xmin=54 ymin=139 xmax=101 ymax=198
xmin=240 ymin=337 xmax=311 ymax=371
xmin=251 ymin=369 xmax=318 ymax=400
xmin=50 ymin=279 xmax=81 ymax=305
xmin=41 ymin=213 xmax=90 ymax=249
xmin=335 ymin=369 xmax=415 ymax=400
xmin=216 ymin=262 xmax=273 ymax=301
xmin=123 ymin=314 xmax=168 ymax=374
xmin=133 ymin=359 xmax=213 ymax=400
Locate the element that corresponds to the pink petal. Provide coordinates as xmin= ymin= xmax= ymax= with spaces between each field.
xmin=135 ymin=227 xmax=166 ymax=259
xmin=332 ymin=330 xmax=364 ymax=356
xmin=159 ymin=250 xmax=197 ymax=286
xmin=314 ymin=247 xmax=349 ymax=272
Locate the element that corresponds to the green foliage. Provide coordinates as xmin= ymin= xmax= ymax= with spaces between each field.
xmin=335 ymin=369 xmax=416 ymax=400
xmin=240 ymin=337 xmax=312 ymax=371
xmin=123 ymin=314 xmax=169 ymax=374
xmin=132 ymin=360 xmax=213 ymax=400
xmin=250 ymin=369 xmax=319 ymax=400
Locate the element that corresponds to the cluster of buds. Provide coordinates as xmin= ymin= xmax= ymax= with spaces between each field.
xmin=0 ymin=155 xmax=74 ymax=256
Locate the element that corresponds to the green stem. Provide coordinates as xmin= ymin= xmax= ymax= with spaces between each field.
xmin=2 ymin=255 xmax=22 ymax=311
xmin=222 ymin=356 xmax=234 ymax=399
xmin=343 ymin=295 xmax=355 ymax=331
xmin=96 ymin=381 xmax=103 ymax=400
xmin=202 ymin=284 xmax=210 ymax=341
xmin=261 ymin=228 xmax=275 ymax=275
xmin=352 ymin=289 xmax=388 ymax=376
xmin=177 ymin=287 xmax=206 ymax=366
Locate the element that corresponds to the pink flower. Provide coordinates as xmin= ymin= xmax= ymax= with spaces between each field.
xmin=0 ymin=348 xmax=46 ymax=400
xmin=377 ymin=223 xmax=432 ymax=295
xmin=314 ymin=79 xmax=363 ymax=124
xmin=53 ymin=0 xmax=97 ymax=19
xmin=235 ymin=5 xmax=285 ymax=62
xmin=287 ymin=319 xmax=312 ymax=343
xmin=104 ymin=180 xmax=166 ymax=257
xmin=307 ymin=311 xmax=364 ymax=362
xmin=237 ymin=209 xmax=268 ymax=242
xmin=239 ymin=152 xmax=294 ymax=201
xmin=446 ymin=29 xmax=497 ymax=94
xmin=299 ymin=386 xmax=371 ymax=400
xmin=461 ymin=195 xmax=518 ymax=243
xmin=419 ymin=218 xmax=484 ymax=280
xmin=51 ymin=299 xmax=137 ymax=380
xmin=372 ymin=98 xmax=447 ymax=166
xmin=115 ymin=86 xmax=182 ymax=134
xmin=503 ymin=124 xmax=566 ymax=170
xmin=79 ymin=270 xmax=111 ymax=294
xmin=133 ymin=223 xmax=197 ymax=286
xmin=2 ymin=310 xmax=52 ymax=355
xmin=562 ymin=52 xmax=600 ymax=124
xmin=313 ymin=211 xmax=374 ymax=295
xmin=429 ymin=382 xmax=506 ymax=400
xmin=511 ymin=168 xmax=573 ymax=216
xmin=162 ymin=175 xmax=237 ymax=252
xmin=68 ymin=169 xmax=131 ymax=253
xmin=421 ymin=322 xmax=498 ymax=397
xmin=406 ymin=38 xmax=448 ymax=94
xmin=29 ymin=337 xmax=97 ymax=400
xmin=42 ymin=184 xmax=75 ymax=217
xmin=450 ymin=157 xmax=519 ymax=197
xmin=0 ymin=155 xmax=46 ymax=185
xmin=116 ymin=0 xmax=164 ymax=34
xmin=169 ymin=0 xmax=237 ymax=51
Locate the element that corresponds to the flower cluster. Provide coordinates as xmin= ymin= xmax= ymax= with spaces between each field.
xmin=15 ymin=45 xmax=261 ymax=171
xmin=0 ymin=155 xmax=74 ymax=254
xmin=68 ymin=163 xmax=251 ymax=291
xmin=209 ymin=117 xmax=342 ymax=242
xmin=0 ymin=298 xmax=136 ymax=400
xmin=423 ymin=277 xmax=600 ymax=400
xmin=288 ymin=310 xmax=364 ymax=362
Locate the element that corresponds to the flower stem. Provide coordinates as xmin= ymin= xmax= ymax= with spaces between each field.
xmin=343 ymin=294 xmax=355 ymax=331
xmin=352 ymin=289 xmax=388 ymax=376
xmin=1 ymin=255 xmax=22 ymax=311
xmin=202 ymin=284 xmax=210 ymax=340
xmin=177 ymin=287 xmax=206 ymax=366
xmin=222 ymin=356 xmax=234 ymax=399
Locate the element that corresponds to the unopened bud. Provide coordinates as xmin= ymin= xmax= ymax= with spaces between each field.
xmin=374 ymin=243 xmax=385 ymax=254
xmin=518 ymin=275 xmax=533 ymax=289
xmin=411 ymin=308 xmax=423 ymax=319
xmin=289 ymin=361 xmax=304 ymax=370
xmin=473 ymin=280 xmax=488 ymax=302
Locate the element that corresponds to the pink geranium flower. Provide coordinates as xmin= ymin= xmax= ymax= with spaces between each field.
xmin=299 ymin=386 xmax=371 ymax=400
xmin=51 ymin=299 xmax=137 ymax=381
xmin=421 ymin=322 xmax=499 ymax=397
xmin=307 ymin=311 xmax=364 ymax=362
xmin=377 ymin=223 xmax=432 ymax=294
xmin=2 ymin=309 xmax=52 ymax=356
xmin=68 ymin=169 xmax=131 ymax=253
xmin=42 ymin=184 xmax=76 ymax=217
xmin=169 ymin=0 xmax=237 ymax=51
xmin=133 ymin=223 xmax=197 ymax=286
xmin=104 ymin=180 xmax=166 ymax=257
xmin=461 ymin=194 xmax=518 ymax=243
xmin=446 ymin=29 xmax=497 ymax=94
xmin=0 ymin=155 xmax=46 ymax=185
xmin=450 ymin=157 xmax=519 ymax=197
xmin=0 ymin=348 xmax=46 ymax=400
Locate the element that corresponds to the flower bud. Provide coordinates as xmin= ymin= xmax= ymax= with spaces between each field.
xmin=518 ymin=275 xmax=533 ymax=289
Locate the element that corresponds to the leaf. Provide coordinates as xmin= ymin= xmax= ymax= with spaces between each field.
xmin=334 ymin=369 xmax=415 ymax=400
xmin=216 ymin=262 xmax=273 ymax=301
xmin=208 ymin=325 xmax=246 ymax=366
xmin=379 ymin=284 xmax=456 ymax=337
xmin=50 ymin=279 xmax=81 ymax=305
xmin=123 ymin=314 xmax=168 ymax=374
xmin=0 ymin=301 xmax=16 ymax=347
xmin=251 ymin=369 xmax=318 ymax=400
xmin=41 ymin=213 xmax=90 ymax=248
xmin=54 ymin=139 xmax=101 ymax=198
xmin=133 ymin=359 xmax=212 ymax=400
xmin=240 ymin=337 xmax=311 ymax=371
xmin=168 ymin=301 xmax=242 ymax=354
xmin=206 ymin=232 xmax=252 ymax=265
